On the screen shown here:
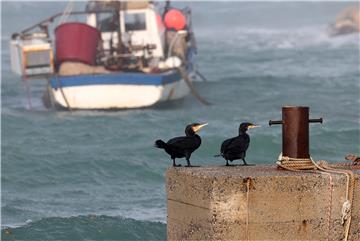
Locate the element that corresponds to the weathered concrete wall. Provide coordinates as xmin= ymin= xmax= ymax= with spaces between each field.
xmin=166 ymin=165 xmax=360 ymax=241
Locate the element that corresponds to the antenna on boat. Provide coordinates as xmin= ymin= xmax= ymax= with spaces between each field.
xmin=58 ymin=1 xmax=74 ymax=25
xmin=163 ymin=0 xmax=171 ymax=54
xmin=117 ymin=1 xmax=124 ymax=66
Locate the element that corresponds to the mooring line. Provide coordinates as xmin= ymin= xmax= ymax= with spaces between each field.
xmin=56 ymin=74 xmax=72 ymax=111
xmin=246 ymin=178 xmax=251 ymax=241
xmin=325 ymin=172 xmax=334 ymax=241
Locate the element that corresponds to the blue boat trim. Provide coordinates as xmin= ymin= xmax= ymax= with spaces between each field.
xmin=50 ymin=70 xmax=181 ymax=88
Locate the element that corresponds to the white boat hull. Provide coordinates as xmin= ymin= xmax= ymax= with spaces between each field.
xmin=51 ymin=78 xmax=190 ymax=109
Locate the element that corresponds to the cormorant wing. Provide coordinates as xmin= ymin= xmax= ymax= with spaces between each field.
xmin=167 ymin=136 xmax=199 ymax=150
xmin=221 ymin=135 xmax=250 ymax=154
xmin=220 ymin=137 xmax=236 ymax=154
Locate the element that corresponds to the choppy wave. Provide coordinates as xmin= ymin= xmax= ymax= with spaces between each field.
xmin=1 ymin=215 xmax=166 ymax=241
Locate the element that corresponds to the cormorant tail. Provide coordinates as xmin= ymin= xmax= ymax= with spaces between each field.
xmin=155 ymin=140 xmax=167 ymax=149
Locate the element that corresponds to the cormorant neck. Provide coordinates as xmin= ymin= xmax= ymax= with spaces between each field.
xmin=185 ymin=130 xmax=195 ymax=136
xmin=238 ymin=130 xmax=247 ymax=135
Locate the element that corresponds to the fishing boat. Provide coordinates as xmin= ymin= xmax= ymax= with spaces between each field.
xmin=9 ymin=1 xmax=206 ymax=110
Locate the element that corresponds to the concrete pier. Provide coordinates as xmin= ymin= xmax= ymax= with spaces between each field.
xmin=166 ymin=165 xmax=359 ymax=241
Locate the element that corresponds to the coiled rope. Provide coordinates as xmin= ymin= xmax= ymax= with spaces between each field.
xmin=277 ymin=153 xmax=357 ymax=241
xmin=276 ymin=153 xmax=316 ymax=171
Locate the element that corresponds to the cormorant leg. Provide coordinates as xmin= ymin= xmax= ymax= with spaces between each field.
xmin=172 ymin=159 xmax=181 ymax=167
xmin=225 ymin=160 xmax=230 ymax=166
xmin=242 ymin=159 xmax=254 ymax=166
xmin=185 ymin=158 xmax=192 ymax=167
xmin=185 ymin=153 xmax=199 ymax=167
xmin=185 ymin=158 xmax=200 ymax=167
xmin=242 ymin=158 xmax=249 ymax=166
xmin=185 ymin=152 xmax=193 ymax=167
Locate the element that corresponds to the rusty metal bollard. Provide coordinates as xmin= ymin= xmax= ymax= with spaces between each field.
xmin=269 ymin=106 xmax=322 ymax=159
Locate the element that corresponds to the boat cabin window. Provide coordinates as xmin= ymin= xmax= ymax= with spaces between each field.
xmin=96 ymin=12 xmax=119 ymax=32
xmin=124 ymin=13 xmax=146 ymax=31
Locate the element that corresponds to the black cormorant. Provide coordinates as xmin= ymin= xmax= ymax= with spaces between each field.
xmin=155 ymin=123 xmax=208 ymax=167
xmin=215 ymin=122 xmax=260 ymax=166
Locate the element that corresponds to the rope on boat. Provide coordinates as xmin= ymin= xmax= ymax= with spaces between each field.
xmin=22 ymin=76 xmax=32 ymax=110
xmin=177 ymin=66 xmax=211 ymax=106
xmin=167 ymin=30 xmax=208 ymax=83
xmin=55 ymin=75 xmax=72 ymax=111
xmin=42 ymin=77 xmax=55 ymax=109
xmin=167 ymin=31 xmax=180 ymax=59
xmin=195 ymin=69 xmax=208 ymax=82
xmin=277 ymin=153 xmax=357 ymax=241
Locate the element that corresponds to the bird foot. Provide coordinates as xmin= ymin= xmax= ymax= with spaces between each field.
xmin=242 ymin=163 xmax=255 ymax=166
xmin=225 ymin=163 xmax=232 ymax=166
xmin=173 ymin=164 xmax=182 ymax=167
xmin=185 ymin=165 xmax=200 ymax=167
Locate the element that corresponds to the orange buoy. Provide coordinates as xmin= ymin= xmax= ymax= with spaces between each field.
xmin=164 ymin=9 xmax=186 ymax=31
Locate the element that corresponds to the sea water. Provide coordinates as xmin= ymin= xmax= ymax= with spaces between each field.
xmin=1 ymin=2 xmax=359 ymax=240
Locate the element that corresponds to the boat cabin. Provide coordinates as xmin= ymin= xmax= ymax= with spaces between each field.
xmin=86 ymin=1 xmax=164 ymax=61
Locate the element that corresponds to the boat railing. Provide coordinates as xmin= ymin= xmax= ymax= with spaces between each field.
xmin=14 ymin=10 xmax=114 ymax=39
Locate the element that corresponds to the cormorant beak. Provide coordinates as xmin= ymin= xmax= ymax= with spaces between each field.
xmin=192 ymin=123 xmax=208 ymax=132
xmin=248 ymin=124 xmax=260 ymax=129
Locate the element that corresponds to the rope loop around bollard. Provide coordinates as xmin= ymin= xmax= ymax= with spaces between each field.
xmin=276 ymin=153 xmax=316 ymax=171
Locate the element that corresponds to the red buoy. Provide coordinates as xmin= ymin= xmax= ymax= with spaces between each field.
xmin=164 ymin=9 xmax=186 ymax=31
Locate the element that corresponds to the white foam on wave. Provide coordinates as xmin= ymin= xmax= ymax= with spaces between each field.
xmin=197 ymin=25 xmax=359 ymax=51
xmin=1 ymin=219 xmax=34 ymax=230
xmin=1 ymin=203 xmax=167 ymax=229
